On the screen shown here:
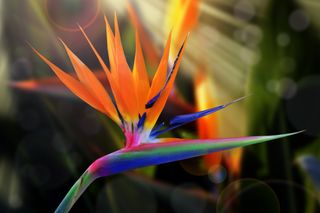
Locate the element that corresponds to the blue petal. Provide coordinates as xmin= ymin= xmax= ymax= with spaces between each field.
xmin=150 ymin=96 xmax=246 ymax=138
xmin=137 ymin=113 xmax=147 ymax=129
xmin=145 ymin=92 xmax=162 ymax=109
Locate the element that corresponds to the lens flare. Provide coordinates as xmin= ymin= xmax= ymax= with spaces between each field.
xmin=45 ymin=0 xmax=101 ymax=32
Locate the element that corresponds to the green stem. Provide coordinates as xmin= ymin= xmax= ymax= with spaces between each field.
xmin=55 ymin=170 xmax=97 ymax=213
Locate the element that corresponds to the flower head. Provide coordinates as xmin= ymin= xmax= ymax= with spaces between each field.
xmin=33 ymin=15 xmax=188 ymax=148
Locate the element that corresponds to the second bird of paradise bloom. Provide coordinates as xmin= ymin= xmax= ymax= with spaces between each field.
xmin=32 ymin=15 xmax=300 ymax=212
xmin=195 ymin=70 xmax=243 ymax=178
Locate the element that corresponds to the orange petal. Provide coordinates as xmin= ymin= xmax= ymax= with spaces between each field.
xmin=104 ymin=17 xmax=130 ymax=121
xmin=113 ymin=14 xmax=131 ymax=75
xmin=113 ymin=14 xmax=139 ymax=121
xmin=105 ymin=16 xmax=117 ymax=74
xmin=78 ymin=25 xmax=130 ymax=123
xmin=145 ymin=35 xmax=187 ymax=129
xmin=104 ymin=16 xmax=136 ymax=122
xmin=59 ymin=41 xmax=120 ymax=123
xmin=133 ymin=31 xmax=150 ymax=114
xmin=32 ymin=47 xmax=107 ymax=115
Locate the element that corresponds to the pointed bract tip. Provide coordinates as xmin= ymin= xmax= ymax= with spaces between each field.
xmin=104 ymin=15 xmax=109 ymax=26
xmin=76 ymin=23 xmax=83 ymax=30
xmin=224 ymin=95 xmax=248 ymax=108
xmin=29 ymin=44 xmax=41 ymax=55
xmin=263 ymin=130 xmax=305 ymax=140
xmin=57 ymin=37 xmax=67 ymax=47
xmin=294 ymin=130 xmax=306 ymax=135
xmin=25 ymin=40 xmax=33 ymax=48
xmin=26 ymin=41 xmax=40 ymax=55
xmin=185 ymin=32 xmax=191 ymax=40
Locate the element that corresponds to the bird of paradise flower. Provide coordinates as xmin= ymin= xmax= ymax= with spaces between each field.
xmin=30 ymin=15 xmax=299 ymax=213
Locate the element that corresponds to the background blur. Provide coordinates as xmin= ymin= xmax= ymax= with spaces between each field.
xmin=1 ymin=0 xmax=320 ymax=212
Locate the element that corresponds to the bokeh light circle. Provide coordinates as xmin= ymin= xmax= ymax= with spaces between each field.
xmin=233 ymin=25 xmax=263 ymax=48
xmin=233 ymin=0 xmax=256 ymax=21
xmin=266 ymin=78 xmax=297 ymax=99
xmin=45 ymin=0 xmax=101 ymax=32
xmin=289 ymin=10 xmax=309 ymax=32
xmin=217 ymin=179 xmax=280 ymax=213
xmin=208 ymin=165 xmax=227 ymax=184
xmin=277 ymin=33 xmax=291 ymax=47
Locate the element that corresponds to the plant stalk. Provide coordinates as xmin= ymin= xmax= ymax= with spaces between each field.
xmin=55 ymin=170 xmax=97 ymax=213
